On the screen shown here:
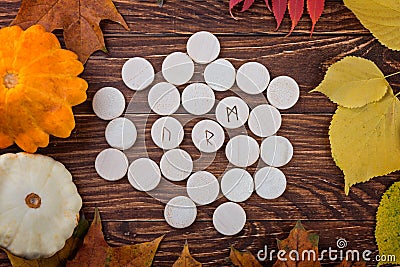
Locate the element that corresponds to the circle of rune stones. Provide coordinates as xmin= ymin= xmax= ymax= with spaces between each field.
xmin=93 ymin=31 xmax=300 ymax=236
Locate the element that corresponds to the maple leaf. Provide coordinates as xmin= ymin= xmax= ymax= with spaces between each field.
xmin=273 ymin=221 xmax=321 ymax=267
xmin=375 ymin=182 xmax=400 ymax=266
xmin=312 ymin=56 xmax=389 ymax=108
xmin=334 ymin=259 xmax=367 ymax=267
xmin=329 ymin=89 xmax=400 ymax=195
xmin=3 ymin=215 xmax=89 ymax=267
xmin=67 ymin=208 xmax=163 ymax=267
xmin=230 ymin=246 xmax=262 ymax=267
xmin=172 ymin=242 xmax=202 ymax=267
xmin=12 ymin=0 xmax=129 ymax=63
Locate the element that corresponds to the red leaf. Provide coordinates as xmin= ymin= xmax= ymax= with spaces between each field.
xmin=288 ymin=0 xmax=304 ymax=34
xmin=307 ymin=0 xmax=324 ymax=35
xmin=272 ymin=0 xmax=288 ymax=30
xmin=230 ymin=0 xmax=244 ymax=18
xmin=265 ymin=0 xmax=272 ymax=12
xmin=241 ymin=0 xmax=255 ymax=12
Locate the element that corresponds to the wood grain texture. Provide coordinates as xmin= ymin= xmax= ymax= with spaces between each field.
xmin=0 ymin=0 xmax=399 ymax=266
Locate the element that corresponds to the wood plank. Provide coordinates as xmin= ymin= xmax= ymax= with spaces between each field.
xmin=2 ymin=114 xmax=396 ymax=222
xmin=0 ymin=220 xmax=383 ymax=266
xmin=0 ymin=0 xmax=368 ymax=35
xmin=73 ymin=34 xmax=399 ymax=116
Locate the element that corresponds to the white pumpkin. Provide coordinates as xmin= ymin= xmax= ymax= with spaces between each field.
xmin=0 ymin=153 xmax=82 ymax=259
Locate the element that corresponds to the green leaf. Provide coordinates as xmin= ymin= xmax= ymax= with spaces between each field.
xmin=329 ymin=89 xmax=400 ymax=194
xmin=375 ymin=182 xmax=400 ymax=266
xmin=344 ymin=0 xmax=400 ymax=51
xmin=312 ymin=56 xmax=389 ymax=108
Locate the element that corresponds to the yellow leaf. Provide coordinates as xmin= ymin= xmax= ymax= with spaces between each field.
xmin=172 ymin=242 xmax=202 ymax=267
xmin=330 ymin=89 xmax=400 ymax=195
xmin=312 ymin=56 xmax=389 ymax=108
xmin=230 ymin=246 xmax=262 ymax=267
xmin=375 ymin=182 xmax=400 ymax=266
xmin=344 ymin=0 xmax=400 ymax=51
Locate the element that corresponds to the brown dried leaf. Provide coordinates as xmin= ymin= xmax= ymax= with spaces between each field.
xmin=4 ymin=216 xmax=89 ymax=267
xmin=12 ymin=0 xmax=129 ymax=63
xmin=273 ymin=221 xmax=321 ymax=267
xmin=230 ymin=246 xmax=263 ymax=267
xmin=173 ymin=242 xmax=202 ymax=267
xmin=67 ymin=208 xmax=163 ymax=267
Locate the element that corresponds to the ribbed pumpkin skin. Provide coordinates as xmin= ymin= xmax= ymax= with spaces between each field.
xmin=0 ymin=25 xmax=88 ymax=153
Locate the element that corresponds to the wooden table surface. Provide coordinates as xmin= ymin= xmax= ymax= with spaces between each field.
xmin=1 ymin=0 xmax=399 ymax=266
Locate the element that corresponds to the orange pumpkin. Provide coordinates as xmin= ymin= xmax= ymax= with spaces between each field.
xmin=0 ymin=25 xmax=88 ymax=153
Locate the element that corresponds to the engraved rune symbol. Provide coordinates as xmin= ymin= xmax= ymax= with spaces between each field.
xmin=162 ymin=127 xmax=171 ymax=142
xmin=226 ymin=106 xmax=238 ymax=122
xmin=205 ymin=130 xmax=214 ymax=146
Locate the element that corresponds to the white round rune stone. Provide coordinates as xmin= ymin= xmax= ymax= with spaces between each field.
xmin=254 ymin=166 xmax=287 ymax=199
xmin=213 ymin=202 xmax=246 ymax=236
xmin=267 ymin=76 xmax=300 ymax=110
xmin=160 ymin=149 xmax=193 ymax=181
xmin=105 ymin=118 xmax=137 ymax=150
xmin=204 ymin=59 xmax=236 ymax=91
xmin=215 ymin=96 xmax=249 ymax=129
xmin=191 ymin=120 xmax=225 ymax=153
xmin=148 ymin=82 xmax=180 ymax=115
xmin=236 ymin=62 xmax=270 ymax=95
xmin=121 ymin=57 xmax=155 ymax=91
xmin=164 ymin=196 xmax=197 ymax=229
xmin=260 ymin=136 xmax=293 ymax=167
xmin=186 ymin=31 xmax=220 ymax=64
xmin=95 ymin=148 xmax=128 ymax=181
xmin=186 ymin=171 xmax=219 ymax=205
xmin=92 ymin=87 xmax=125 ymax=120
xmin=128 ymin=158 xmax=161 ymax=191
xmin=221 ymin=168 xmax=254 ymax=202
xmin=151 ymin=117 xmax=184 ymax=150
xmin=162 ymin=52 xmax=194 ymax=85
xmin=182 ymin=83 xmax=215 ymax=115
xmin=225 ymin=135 xmax=259 ymax=167
xmin=248 ymin=104 xmax=282 ymax=137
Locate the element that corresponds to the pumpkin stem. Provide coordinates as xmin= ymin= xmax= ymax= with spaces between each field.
xmin=3 ymin=73 xmax=18 ymax=89
xmin=25 ymin=193 xmax=41 ymax=209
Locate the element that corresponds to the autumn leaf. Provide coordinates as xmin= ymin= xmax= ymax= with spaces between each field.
xmin=273 ymin=221 xmax=321 ymax=267
xmin=12 ymin=0 xmax=129 ymax=63
xmin=312 ymin=57 xmax=389 ymax=108
xmin=230 ymin=246 xmax=262 ymax=267
xmin=288 ymin=0 xmax=304 ymax=34
xmin=172 ymin=242 xmax=202 ymax=267
xmin=334 ymin=259 xmax=367 ymax=267
xmin=343 ymin=0 xmax=400 ymax=51
xmin=375 ymin=182 xmax=400 ymax=266
xmin=272 ymin=0 xmax=288 ymax=30
xmin=4 ymin=215 xmax=89 ymax=267
xmin=330 ymin=89 xmax=400 ymax=195
xmin=242 ymin=0 xmax=255 ymax=12
xmin=307 ymin=0 xmax=324 ymax=34
xmin=230 ymin=0 xmax=324 ymax=34
xmin=67 ymin=208 xmax=163 ymax=267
